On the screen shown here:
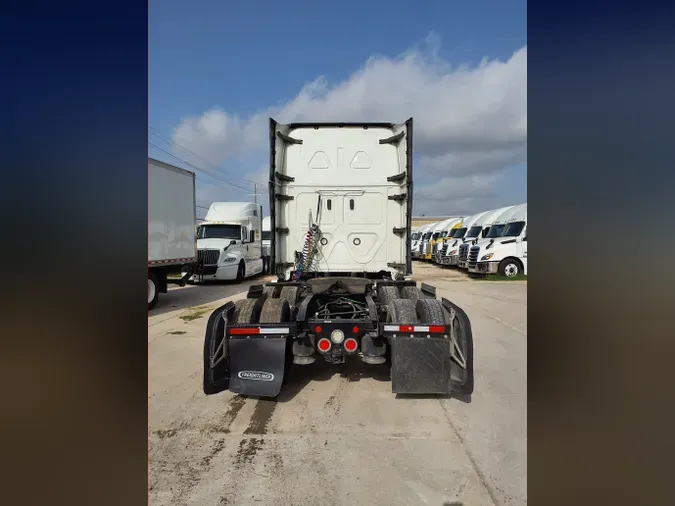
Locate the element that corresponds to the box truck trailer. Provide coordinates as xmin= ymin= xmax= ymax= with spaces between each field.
xmin=148 ymin=158 xmax=199 ymax=310
xmin=202 ymin=119 xmax=474 ymax=398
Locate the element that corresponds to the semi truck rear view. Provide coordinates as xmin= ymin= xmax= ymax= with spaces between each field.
xmin=203 ymin=119 xmax=474 ymax=398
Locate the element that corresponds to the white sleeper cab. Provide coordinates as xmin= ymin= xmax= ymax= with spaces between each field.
xmin=189 ymin=202 xmax=265 ymax=283
xmin=444 ymin=211 xmax=489 ymax=268
xmin=468 ymin=203 xmax=527 ymax=277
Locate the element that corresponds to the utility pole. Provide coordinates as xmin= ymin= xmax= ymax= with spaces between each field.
xmin=253 ymin=182 xmax=257 ymax=204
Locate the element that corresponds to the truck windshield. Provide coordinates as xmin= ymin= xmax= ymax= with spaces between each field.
xmin=453 ymin=227 xmax=467 ymax=240
xmin=198 ymin=224 xmax=241 ymax=240
xmin=440 ymin=231 xmax=448 ymax=238
xmin=486 ymin=224 xmax=506 ymax=238
xmin=262 ymin=231 xmax=272 ymax=241
xmin=502 ymin=221 xmax=526 ymax=237
xmin=466 ymin=226 xmax=482 ymax=238
xmin=432 ymin=232 xmax=440 ymax=240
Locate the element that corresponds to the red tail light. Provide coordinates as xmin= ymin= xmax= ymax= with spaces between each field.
xmin=317 ymin=338 xmax=331 ymax=352
xmin=352 ymin=326 xmax=360 ymax=334
xmin=315 ymin=325 xmax=323 ymax=333
xmin=344 ymin=338 xmax=358 ymax=353
xmin=229 ymin=327 xmax=260 ymax=335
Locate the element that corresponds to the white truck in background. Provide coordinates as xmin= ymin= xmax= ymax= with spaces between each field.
xmin=262 ymin=216 xmax=272 ymax=274
xmin=443 ymin=211 xmax=490 ymax=267
xmin=455 ymin=205 xmax=514 ymax=269
xmin=426 ymin=217 xmax=460 ymax=261
xmin=148 ymin=157 xmax=199 ymax=310
xmin=189 ymin=202 xmax=265 ymax=283
xmin=433 ymin=217 xmax=464 ymax=264
xmin=411 ymin=222 xmax=433 ymax=259
xmin=469 ymin=203 xmax=528 ymax=277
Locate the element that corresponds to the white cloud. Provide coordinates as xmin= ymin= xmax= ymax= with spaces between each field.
xmin=173 ymin=35 xmax=526 ymax=215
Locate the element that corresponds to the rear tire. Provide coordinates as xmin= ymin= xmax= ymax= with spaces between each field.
xmin=232 ymin=298 xmax=259 ymax=324
xmin=258 ymin=299 xmax=291 ymax=324
xmin=387 ymin=299 xmax=418 ymax=324
xmin=148 ymin=273 xmax=159 ymax=310
xmin=378 ymin=286 xmax=400 ymax=306
xmin=415 ymin=298 xmax=447 ymax=325
xmin=400 ymin=286 xmax=422 ymax=302
xmin=279 ymin=286 xmax=299 ymax=309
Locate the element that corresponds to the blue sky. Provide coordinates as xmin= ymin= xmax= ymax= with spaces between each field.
xmin=149 ymin=0 xmax=527 ymax=218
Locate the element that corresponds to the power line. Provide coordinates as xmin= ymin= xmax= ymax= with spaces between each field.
xmin=148 ymin=141 xmax=252 ymax=192
xmin=148 ymin=126 xmax=259 ymax=186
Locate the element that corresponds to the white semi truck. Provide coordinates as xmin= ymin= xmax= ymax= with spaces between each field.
xmin=456 ymin=206 xmax=514 ymax=270
xmin=262 ymin=215 xmax=272 ymax=274
xmin=411 ymin=223 xmax=434 ymax=259
xmin=148 ymin=158 xmax=199 ymax=310
xmin=202 ymin=119 xmax=474 ymax=399
xmin=441 ymin=210 xmax=489 ymax=267
xmin=468 ymin=203 xmax=528 ymax=277
xmin=189 ymin=202 xmax=265 ymax=283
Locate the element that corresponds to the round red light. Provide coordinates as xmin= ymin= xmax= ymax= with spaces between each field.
xmin=315 ymin=325 xmax=322 ymax=333
xmin=344 ymin=338 xmax=358 ymax=352
xmin=318 ymin=338 xmax=331 ymax=352
xmin=352 ymin=326 xmax=360 ymax=334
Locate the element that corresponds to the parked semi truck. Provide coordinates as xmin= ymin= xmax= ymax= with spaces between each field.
xmin=189 ymin=202 xmax=265 ymax=283
xmin=433 ymin=218 xmax=463 ymax=263
xmin=203 ymin=119 xmax=474 ymax=398
xmin=148 ymin=157 xmax=198 ymax=310
xmin=441 ymin=211 xmax=489 ymax=267
xmin=456 ymin=206 xmax=514 ymax=270
xmin=262 ymin=216 xmax=272 ymax=274
xmin=426 ymin=217 xmax=460 ymax=261
xmin=469 ymin=203 xmax=527 ymax=277
xmin=412 ymin=223 xmax=433 ymax=259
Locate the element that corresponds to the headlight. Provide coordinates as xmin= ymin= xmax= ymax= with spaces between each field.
xmin=223 ymin=257 xmax=237 ymax=263
xmin=481 ymin=253 xmax=494 ymax=261
xmin=450 ymin=250 xmax=457 ymax=255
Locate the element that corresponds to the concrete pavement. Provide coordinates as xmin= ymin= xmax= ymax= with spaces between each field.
xmin=149 ymin=263 xmax=526 ymax=506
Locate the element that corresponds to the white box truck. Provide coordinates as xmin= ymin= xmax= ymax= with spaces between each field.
xmin=469 ymin=203 xmax=528 ymax=277
xmin=189 ymin=202 xmax=265 ymax=283
xmin=202 ymin=119 xmax=474 ymax=399
xmin=148 ymin=158 xmax=198 ymax=310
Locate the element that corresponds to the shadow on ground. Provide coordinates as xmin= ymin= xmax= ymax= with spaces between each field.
xmin=275 ymin=358 xmax=392 ymax=403
xmin=149 ymin=274 xmax=273 ymax=318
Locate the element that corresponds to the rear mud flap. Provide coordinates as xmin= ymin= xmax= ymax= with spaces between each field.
xmin=390 ymin=336 xmax=454 ymax=395
xmin=228 ymin=337 xmax=288 ymax=398
xmin=389 ymin=297 xmax=474 ymax=396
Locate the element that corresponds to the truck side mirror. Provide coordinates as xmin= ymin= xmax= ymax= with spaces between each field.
xmin=250 ymin=230 xmax=255 ymax=243
xmin=230 ymin=239 xmax=237 ymax=245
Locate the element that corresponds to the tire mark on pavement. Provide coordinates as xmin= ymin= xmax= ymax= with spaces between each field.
xmin=438 ymin=400 xmax=500 ymax=506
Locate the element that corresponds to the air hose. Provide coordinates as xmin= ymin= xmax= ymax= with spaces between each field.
xmin=293 ymin=195 xmax=323 ymax=279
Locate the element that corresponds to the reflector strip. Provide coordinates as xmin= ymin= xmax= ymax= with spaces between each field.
xmin=230 ymin=328 xmax=259 ymax=335
xmin=382 ymin=325 xmax=448 ymax=333
xmin=260 ymin=327 xmax=290 ymax=334
xmin=229 ymin=327 xmax=290 ymax=335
